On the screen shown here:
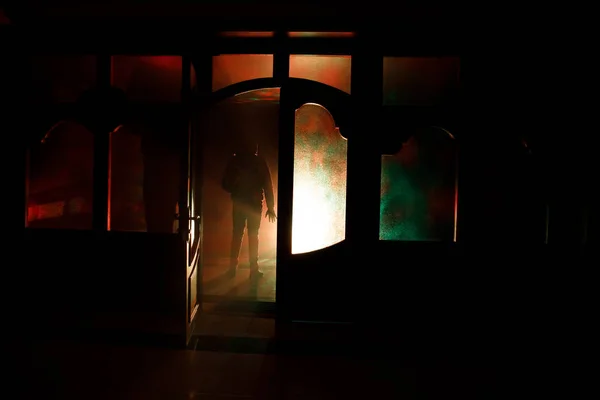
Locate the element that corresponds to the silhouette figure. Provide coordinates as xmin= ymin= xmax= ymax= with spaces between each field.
xmin=222 ymin=140 xmax=276 ymax=279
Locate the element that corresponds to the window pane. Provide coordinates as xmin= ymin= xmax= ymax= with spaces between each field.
xmin=212 ymin=55 xmax=274 ymax=92
xmin=292 ymin=103 xmax=347 ymax=254
xmin=383 ymin=57 xmax=460 ymax=106
xmin=198 ymin=88 xmax=279 ymax=303
xmin=290 ymin=55 xmax=351 ymax=93
xmin=379 ymin=127 xmax=457 ymax=241
xmin=26 ymin=121 xmax=94 ymax=229
xmin=30 ymin=55 xmax=96 ymax=103
xmin=108 ymin=125 xmax=146 ymax=232
xmin=112 ymin=56 xmax=182 ymax=102
xmin=108 ymin=115 xmax=181 ymax=233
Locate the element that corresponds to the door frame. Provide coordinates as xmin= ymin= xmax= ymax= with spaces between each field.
xmin=189 ymin=76 xmax=353 ymax=321
xmin=191 ymin=78 xmax=282 ymax=318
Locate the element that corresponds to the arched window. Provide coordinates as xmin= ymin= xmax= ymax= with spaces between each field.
xmin=27 ymin=121 xmax=94 ymax=229
xmin=292 ymin=103 xmax=348 ymax=253
xmin=379 ymin=127 xmax=457 ymax=241
xmin=108 ymin=124 xmax=146 ymax=232
xmin=108 ymin=55 xmax=186 ymax=232
xmin=107 ymin=119 xmax=181 ymax=234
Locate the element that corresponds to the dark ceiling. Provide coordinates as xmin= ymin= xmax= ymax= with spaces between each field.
xmin=3 ymin=0 xmax=462 ymax=26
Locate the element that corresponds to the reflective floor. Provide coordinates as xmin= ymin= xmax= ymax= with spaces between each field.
xmin=202 ymin=257 xmax=276 ymax=302
xmin=22 ymin=339 xmax=498 ymax=400
xmin=18 ymin=314 xmax=501 ymax=400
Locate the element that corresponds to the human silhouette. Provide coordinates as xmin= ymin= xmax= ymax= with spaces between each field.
xmin=222 ymin=140 xmax=276 ymax=279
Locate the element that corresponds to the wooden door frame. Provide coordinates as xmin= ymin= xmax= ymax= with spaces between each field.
xmin=190 ymin=76 xmax=354 ymax=321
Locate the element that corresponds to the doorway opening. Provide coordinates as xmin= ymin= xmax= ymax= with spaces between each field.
xmin=198 ymin=87 xmax=280 ymax=305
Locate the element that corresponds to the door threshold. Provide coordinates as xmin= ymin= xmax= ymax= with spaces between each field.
xmin=202 ymin=299 xmax=277 ymax=317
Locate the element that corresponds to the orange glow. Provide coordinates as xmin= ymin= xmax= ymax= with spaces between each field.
xmin=288 ymin=32 xmax=355 ymax=38
xmin=292 ymin=104 xmax=347 ymax=254
xmin=289 ymin=55 xmax=351 ymax=93
xmin=28 ymin=201 xmax=65 ymax=222
xmin=112 ymin=56 xmax=182 ymax=102
xmin=219 ymin=31 xmax=274 ymax=37
xmin=200 ymin=88 xmax=279 ymax=264
xmin=26 ymin=121 xmax=94 ymax=229
xmin=212 ymin=54 xmax=274 ymax=92
xmin=232 ymin=88 xmax=280 ymax=103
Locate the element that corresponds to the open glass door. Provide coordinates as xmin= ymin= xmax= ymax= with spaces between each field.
xmin=198 ymin=85 xmax=280 ymax=310
xmin=280 ymin=78 xmax=353 ymax=322
xmin=182 ymin=59 xmax=203 ymax=345
xmin=183 ymin=110 xmax=203 ymax=344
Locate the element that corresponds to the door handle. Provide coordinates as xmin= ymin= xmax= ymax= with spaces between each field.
xmin=174 ymin=214 xmax=201 ymax=221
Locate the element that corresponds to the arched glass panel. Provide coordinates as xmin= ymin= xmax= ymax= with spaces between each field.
xmin=292 ymin=103 xmax=348 ymax=254
xmin=108 ymin=125 xmax=146 ymax=232
xmin=380 ymin=127 xmax=457 ymax=241
xmin=26 ymin=121 xmax=94 ymax=229
xmin=107 ymin=117 xmax=181 ymax=234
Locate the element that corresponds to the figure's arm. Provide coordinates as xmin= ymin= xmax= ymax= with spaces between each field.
xmin=221 ymin=157 xmax=238 ymax=193
xmin=262 ymin=159 xmax=275 ymax=211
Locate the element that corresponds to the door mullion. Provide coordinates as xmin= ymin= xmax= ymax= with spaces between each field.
xmin=92 ymin=54 xmax=112 ymax=232
xmin=274 ymin=31 xmax=292 ymax=315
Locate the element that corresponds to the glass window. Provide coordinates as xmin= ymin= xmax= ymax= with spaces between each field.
xmin=108 ymin=114 xmax=181 ymax=233
xmin=289 ymin=55 xmax=351 ymax=93
xmin=292 ymin=103 xmax=348 ymax=254
xmin=30 ymin=55 xmax=96 ymax=103
xmin=198 ymin=88 xmax=280 ymax=302
xmin=379 ymin=127 xmax=457 ymax=241
xmin=212 ymin=55 xmax=274 ymax=92
xmin=383 ymin=57 xmax=460 ymax=106
xmin=26 ymin=121 xmax=94 ymax=229
xmin=108 ymin=60 xmax=194 ymax=233
xmin=112 ymin=56 xmax=182 ymax=102
xmin=108 ymin=125 xmax=146 ymax=232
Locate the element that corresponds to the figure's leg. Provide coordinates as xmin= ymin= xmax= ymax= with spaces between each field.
xmin=229 ymin=201 xmax=246 ymax=276
xmin=247 ymin=205 xmax=263 ymax=278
